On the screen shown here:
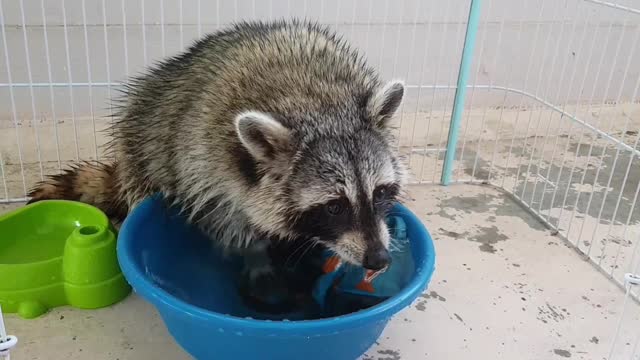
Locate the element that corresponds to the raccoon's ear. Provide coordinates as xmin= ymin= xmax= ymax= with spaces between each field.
xmin=367 ymin=80 xmax=405 ymax=128
xmin=235 ymin=111 xmax=291 ymax=163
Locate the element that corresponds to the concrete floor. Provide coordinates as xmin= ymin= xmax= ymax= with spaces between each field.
xmin=2 ymin=184 xmax=640 ymax=360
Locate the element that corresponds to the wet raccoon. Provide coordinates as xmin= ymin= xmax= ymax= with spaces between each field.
xmin=28 ymin=20 xmax=407 ymax=298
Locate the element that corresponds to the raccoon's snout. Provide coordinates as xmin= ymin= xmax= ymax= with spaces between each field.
xmin=363 ymin=247 xmax=391 ymax=271
xmin=361 ymin=220 xmax=393 ymax=270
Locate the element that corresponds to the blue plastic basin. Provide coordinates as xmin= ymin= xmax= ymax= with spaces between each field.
xmin=117 ymin=195 xmax=435 ymax=360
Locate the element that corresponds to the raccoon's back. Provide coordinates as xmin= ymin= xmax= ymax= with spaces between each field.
xmin=112 ymin=21 xmax=380 ymax=195
xmin=117 ymin=21 xmax=379 ymax=133
xmin=202 ymin=21 xmax=380 ymax=124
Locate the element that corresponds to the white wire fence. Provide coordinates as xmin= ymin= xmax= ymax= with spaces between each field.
xmin=0 ymin=0 xmax=472 ymax=202
xmin=1 ymin=0 xmax=640 ymax=357
xmin=437 ymin=1 xmax=640 ymax=357
xmin=441 ymin=0 xmax=640 ymax=299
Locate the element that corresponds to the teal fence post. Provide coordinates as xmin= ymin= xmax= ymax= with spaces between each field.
xmin=441 ymin=0 xmax=482 ymax=185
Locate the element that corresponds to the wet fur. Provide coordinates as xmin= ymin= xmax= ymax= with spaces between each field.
xmin=28 ymin=20 xmax=406 ymax=265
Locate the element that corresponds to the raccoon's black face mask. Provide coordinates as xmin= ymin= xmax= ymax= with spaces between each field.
xmin=235 ymin=80 xmax=405 ymax=270
xmin=287 ymin=131 xmax=403 ymax=270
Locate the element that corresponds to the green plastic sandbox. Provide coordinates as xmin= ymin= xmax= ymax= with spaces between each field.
xmin=0 ymin=200 xmax=131 ymax=319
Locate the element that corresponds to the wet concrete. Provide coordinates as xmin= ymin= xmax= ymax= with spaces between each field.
xmin=469 ymin=225 xmax=510 ymax=253
xmin=553 ymin=349 xmax=572 ymax=358
xmin=412 ymin=122 xmax=640 ymax=294
xmin=509 ymin=141 xmax=640 ymax=228
xmin=364 ymin=185 xmax=640 ymax=360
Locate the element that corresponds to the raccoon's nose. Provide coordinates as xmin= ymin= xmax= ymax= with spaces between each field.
xmin=363 ymin=248 xmax=391 ymax=271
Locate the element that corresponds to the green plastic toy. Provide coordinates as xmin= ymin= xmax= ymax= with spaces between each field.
xmin=0 ymin=200 xmax=131 ymax=319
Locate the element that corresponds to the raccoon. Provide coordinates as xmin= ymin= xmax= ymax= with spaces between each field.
xmin=28 ymin=20 xmax=406 ymax=293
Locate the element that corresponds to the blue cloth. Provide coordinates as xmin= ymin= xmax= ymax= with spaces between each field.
xmin=312 ymin=216 xmax=414 ymax=315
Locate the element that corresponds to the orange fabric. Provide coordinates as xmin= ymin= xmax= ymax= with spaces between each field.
xmin=322 ymin=256 xmax=341 ymax=273
xmin=355 ymin=280 xmax=375 ymax=293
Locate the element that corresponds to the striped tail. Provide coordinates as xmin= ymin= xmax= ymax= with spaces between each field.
xmin=27 ymin=161 xmax=128 ymax=222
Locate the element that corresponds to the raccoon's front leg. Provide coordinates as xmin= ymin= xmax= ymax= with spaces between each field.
xmin=238 ymin=240 xmax=293 ymax=312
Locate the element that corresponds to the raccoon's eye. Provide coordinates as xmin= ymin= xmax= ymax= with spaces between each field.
xmin=374 ymin=184 xmax=399 ymax=203
xmin=325 ymin=199 xmax=345 ymax=216
xmin=374 ymin=187 xmax=387 ymax=201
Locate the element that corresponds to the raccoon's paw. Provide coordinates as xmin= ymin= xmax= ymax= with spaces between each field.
xmin=242 ymin=265 xmax=289 ymax=302
xmin=238 ymin=266 xmax=294 ymax=314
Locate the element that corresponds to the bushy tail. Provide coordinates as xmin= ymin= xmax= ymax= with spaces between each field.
xmin=28 ymin=161 xmax=128 ymax=222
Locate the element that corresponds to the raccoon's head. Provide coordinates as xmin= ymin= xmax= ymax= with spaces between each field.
xmin=235 ymin=80 xmax=405 ymax=270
